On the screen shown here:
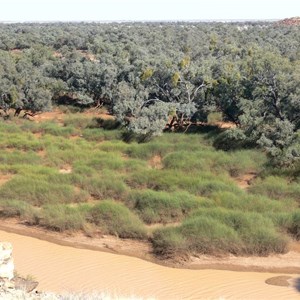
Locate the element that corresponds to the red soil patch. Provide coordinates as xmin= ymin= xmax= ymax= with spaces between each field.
xmin=36 ymin=149 xmax=46 ymax=158
xmin=31 ymin=108 xmax=114 ymax=125
xmin=213 ymin=121 xmax=236 ymax=129
xmin=234 ymin=172 xmax=257 ymax=189
xmin=0 ymin=174 xmax=13 ymax=186
xmin=32 ymin=109 xmax=65 ymax=124
xmin=33 ymin=132 xmax=43 ymax=138
xmin=148 ymin=155 xmax=163 ymax=169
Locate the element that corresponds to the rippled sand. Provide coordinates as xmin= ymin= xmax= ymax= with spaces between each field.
xmin=1 ymin=230 xmax=299 ymax=299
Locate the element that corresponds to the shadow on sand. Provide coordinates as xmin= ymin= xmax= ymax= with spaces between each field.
xmin=294 ymin=278 xmax=300 ymax=292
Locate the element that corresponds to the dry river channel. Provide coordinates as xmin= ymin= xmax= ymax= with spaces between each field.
xmin=0 ymin=230 xmax=300 ymax=299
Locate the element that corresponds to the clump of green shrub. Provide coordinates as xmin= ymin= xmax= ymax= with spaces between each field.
xmin=126 ymin=169 xmax=241 ymax=197
xmin=0 ymin=199 xmax=33 ymax=218
xmin=87 ymin=200 xmax=146 ymax=239
xmin=269 ymin=212 xmax=300 ymax=240
xmin=87 ymin=152 xmax=125 ymax=170
xmin=125 ymin=142 xmax=170 ymax=160
xmin=152 ymin=208 xmax=288 ymax=257
xmin=38 ymin=204 xmax=86 ymax=232
xmin=80 ymin=175 xmax=128 ymax=200
xmin=0 ymin=176 xmax=88 ymax=205
xmin=39 ymin=122 xmax=76 ymax=137
xmin=152 ymin=217 xmax=242 ymax=257
xmin=211 ymin=191 xmax=296 ymax=213
xmin=0 ymin=133 xmax=43 ymax=151
xmin=249 ymin=176 xmax=300 ymax=202
xmin=127 ymin=189 xmax=203 ymax=224
xmin=190 ymin=208 xmax=288 ymax=255
xmin=0 ymin=151 xmax=41 ymax=165
xmin=162 ymin=151 xmax=210 ymax=172
xmin=287 ymin=212 xmax=300 ymax=240
xmin=63 ymin=115 xmax=96 ymax=129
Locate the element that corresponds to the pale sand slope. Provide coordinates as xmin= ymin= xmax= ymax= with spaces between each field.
xmin=0 ymin=231 xmax=299 ymax=300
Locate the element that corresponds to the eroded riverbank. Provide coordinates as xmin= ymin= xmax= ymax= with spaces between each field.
xmin=0 ymin=223 xmax=300 ymax=299
xmin=1 ymin=219 xmax=300 ymax=273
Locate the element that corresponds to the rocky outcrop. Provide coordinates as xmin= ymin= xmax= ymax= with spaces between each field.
xmin=0 ymin=242 xmax=14 ymax=280
xmin=0 ymin=242 xmax=57 ymax=299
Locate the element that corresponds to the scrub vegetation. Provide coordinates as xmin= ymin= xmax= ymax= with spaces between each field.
xmin=0 ymin=20 xmax=299 ymax=258
xmin=0 ymin=111 xmax=299 ymax=257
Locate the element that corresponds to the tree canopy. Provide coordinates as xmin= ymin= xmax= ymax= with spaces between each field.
xmin=0 ymin=21 xmax=299 ymax=165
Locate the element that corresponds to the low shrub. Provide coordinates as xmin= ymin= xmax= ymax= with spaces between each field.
xmin=191 ymin=208 xmax=288 ymax=255
xmin=39 ymin=122 xmax=76 ymax=137
xmin=212 ymin=150 xmax=266 ymax=177
xmin=0 ymin=199 xmax=33 ymax=218
xmin=152 ymin=217 xmax=242 ymax=256
xmin=0 ymin=151 xmax=41 ymax=165
xmin=98 ymin=141 xmax=129 ymax=153
xmin=180 ymin=216 xmax=243 ymax=254
xmin=249 ymin=176 xmax=300 ymax=202
xmin=87 ymin=200 xmax=146 ymax=239
xmin=162 ymin=151 xmax=210 ymax=172
xmin=287 ymin=212 xmax=300 ymax=240
xmin=0 ymin=176 xmax=85 ymax=205
xmin=87 ymin=152 xmax=125 ymax=171
xmin=151 ymin=227 xmax=186 ymax=256
xmin=94 ymin=118 xmax=121 ymax=130
xmin=0 ymin=133 xmax=44 ymax=151
xmin=80 ymin=176 xmax=128 ymax=200
xmin=63 ymin=115 xmax=96 ymax=129
xmin=38 ymin=204 xmax=86 ymax=231
xmin=125 ymin=169 xmax=178 ymax=191
xmin=213 ymin=128 xmax=255 ymax=151
xmin=125 ymin=142 xmax=170 ymax=160
xmin=127 ymin=190 xmax=202 ymax=224
xmin=211 ymin=191 xmax=296 ymax=213
xmin=82 ymin=128 xmax=120 ymax=141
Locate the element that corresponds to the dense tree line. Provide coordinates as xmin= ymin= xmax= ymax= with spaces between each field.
xmin=0 ymin=21 xmax=299 ymax=165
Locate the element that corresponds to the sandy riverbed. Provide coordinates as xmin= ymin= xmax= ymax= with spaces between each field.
xmin=1 ymin=229 xmax=299 ymax=300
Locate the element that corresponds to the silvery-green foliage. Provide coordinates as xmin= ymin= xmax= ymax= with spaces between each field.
xmin=114 ymin=81 xmax=169 ymax=137
xmin=257 ymin=119 xmax=299 ymax=166
xmin=128 ymin=102 xmax=170 ymax=136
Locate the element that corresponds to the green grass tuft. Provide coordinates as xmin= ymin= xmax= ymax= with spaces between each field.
xmin=87 ymin=200 xmax=147 ymax=239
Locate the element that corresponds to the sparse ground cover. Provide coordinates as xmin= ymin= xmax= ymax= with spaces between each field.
xmin=0 ymin=108 xmax=299 ymax=259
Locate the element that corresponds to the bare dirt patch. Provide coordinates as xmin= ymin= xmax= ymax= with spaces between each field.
xmin=213 ymin=121 xmax=236 ymax=129
xmin=148 ymin=155 xmax=163 ymax=169
xmin=33 ymin=108 xmax=114 ymax=124
xmin=189 ymin=247 xmax=300 ymax=273
xmin=32 ymin=132 xmax=43 ymax=139
xmin=0 ymin=174 xmax=13 ymax=186
xmin=36 ymin=149 xmax=46 ymax=158
xmin=234 ymin=171 xmax=257 ymax=189
xmin=32 ymin=109 xmax=65 ymax=125
xmin=58 ymin=165 xmax=72 ymax=174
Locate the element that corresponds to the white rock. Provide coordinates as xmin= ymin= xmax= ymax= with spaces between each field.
xmin=0 ymin=258 xmax=14 ymax=280
xmin=0 ymin=242 xmax=13 ymax=262
xmin=0 ymin=242 xmax=14 ymax=280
